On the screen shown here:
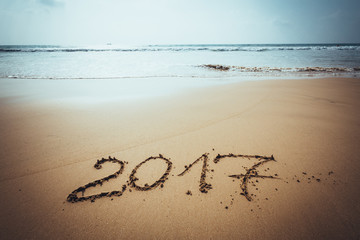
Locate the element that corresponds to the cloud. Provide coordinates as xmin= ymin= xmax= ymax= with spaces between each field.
xmin=38 ymin=0 xmax=64 ymax=7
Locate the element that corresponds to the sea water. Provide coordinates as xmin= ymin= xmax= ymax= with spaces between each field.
xmin=1 ymin=44 xmax=360 ymax=79
xmin=0 ymin=44 xmax=359 ymax=101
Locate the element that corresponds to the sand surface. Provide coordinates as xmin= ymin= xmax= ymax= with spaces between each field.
xmin=0 ymin=77 xmax=359 ymax=239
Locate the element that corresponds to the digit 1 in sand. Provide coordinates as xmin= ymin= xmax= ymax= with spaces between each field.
xmin=177 ymin=153 xmax=212 ymax=193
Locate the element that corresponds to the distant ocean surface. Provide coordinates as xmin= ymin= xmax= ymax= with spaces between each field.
xmin=0 ymin=44 xmax=360 ymax=80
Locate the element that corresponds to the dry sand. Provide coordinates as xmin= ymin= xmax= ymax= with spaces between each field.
xmin=0 ymin=77 xmax=359 ymax=239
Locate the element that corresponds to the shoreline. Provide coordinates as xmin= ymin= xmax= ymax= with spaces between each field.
xmin=1 ymin=76 xmax=359 ymax=104
xmin=0 ymin=77 xmax=359 ymax=239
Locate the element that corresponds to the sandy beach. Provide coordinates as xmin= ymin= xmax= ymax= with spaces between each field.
xmin=0 ymin=77 xmax=359 ymax=239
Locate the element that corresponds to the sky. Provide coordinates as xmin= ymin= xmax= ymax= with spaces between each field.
xmin=0 ymin=0 xmax=359 ymax=45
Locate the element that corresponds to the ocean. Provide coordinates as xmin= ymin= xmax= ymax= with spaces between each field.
xmin=1 ymin=44 xmax=359 ymax=80
xmin=0 ymin=44 xmax=359 ymax=101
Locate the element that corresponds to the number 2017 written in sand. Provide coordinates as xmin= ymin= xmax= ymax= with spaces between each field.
xmin=67 ymin=152 xmax=279 ymax=203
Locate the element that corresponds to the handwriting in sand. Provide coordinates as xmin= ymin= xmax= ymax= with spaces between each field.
xmin=67 ymin=153 xmax=278 ymax=203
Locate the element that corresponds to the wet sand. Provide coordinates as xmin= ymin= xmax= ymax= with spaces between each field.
xmin=0 ymin=77 xmax=359 ymax=239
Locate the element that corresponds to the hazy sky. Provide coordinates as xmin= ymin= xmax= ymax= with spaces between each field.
xmin=0 ymin=0 xmax=359 ymax=45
